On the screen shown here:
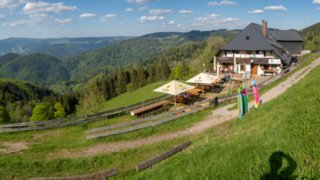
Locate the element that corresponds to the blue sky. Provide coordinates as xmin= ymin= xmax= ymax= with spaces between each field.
xmin=0 ymin=0 xmax=319 ymax=39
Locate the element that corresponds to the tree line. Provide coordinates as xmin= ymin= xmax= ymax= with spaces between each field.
xmin=76 ymin=63 xmax=171 ymax=114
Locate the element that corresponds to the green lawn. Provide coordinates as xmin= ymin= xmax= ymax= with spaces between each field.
xmin=99 ymin=81 xmax=168 ymax=112
xmin=131 ymin=66 xmax=320 ymax=179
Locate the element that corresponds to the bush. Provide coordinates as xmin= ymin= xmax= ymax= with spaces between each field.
xmin=54 ymin=102 xmax=66 ymax=119
xmin=0 ymin=106 xmax=11 ymax=124
xmin=30 ymin=103 xmax=54 ymax=121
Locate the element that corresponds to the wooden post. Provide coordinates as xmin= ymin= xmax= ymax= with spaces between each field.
xmin=217 ymin=62 xmax=220 ymax=79
xmin=213 ymin=56 xmax=217 ymax=72
xmin=233 ymin=55 xmax=237 ymax=74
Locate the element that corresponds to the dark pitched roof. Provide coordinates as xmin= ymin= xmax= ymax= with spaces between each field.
xmin=269 ymin=29 xmax=303 ymax=41
xmin=221 ymin=23 xmax=274 ymax=51
xmin=218 ymin=23 xmax=301 ymax=66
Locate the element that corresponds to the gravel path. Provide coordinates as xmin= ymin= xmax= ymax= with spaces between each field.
xmin=52 ymin=58 xmax=320 ymax=159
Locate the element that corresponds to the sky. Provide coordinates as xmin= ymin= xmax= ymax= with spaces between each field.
xmin=0 ymin=0 xmax=319 ymax=39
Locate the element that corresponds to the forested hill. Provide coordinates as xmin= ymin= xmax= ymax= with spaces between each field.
xmin=0 ymin=79 xmax=53 ymax=123
xmin=299 ymin=22 xmax=320 ymax=50
xmin=0 ymin=79 xmax=54 ymax=105
xmin=0 ymin=53 xmax=70 ymax=86
xmin=63 ymin=29 xmax=239 ymax=82
xmin=0 ymin=37 xmax=131 ymax=58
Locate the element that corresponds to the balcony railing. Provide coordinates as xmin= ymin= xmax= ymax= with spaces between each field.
xmin=223 ymin=54 xmax=274 ymax=59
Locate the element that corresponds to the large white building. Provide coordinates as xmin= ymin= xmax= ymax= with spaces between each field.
xmin=214 ymin=21 xmax=303 ymax=78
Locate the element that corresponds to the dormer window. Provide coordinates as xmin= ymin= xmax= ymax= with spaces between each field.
xmin=246 ymin=36 xmax=250 ymax=40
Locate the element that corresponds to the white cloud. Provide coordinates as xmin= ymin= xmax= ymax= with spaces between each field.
xmin=194 ymin=14 xmax=220 ymax=24
xmin=140 ymin=15 xmax=164 ymax=22
xmin=125 ymin=8 xmax=134 ymax=12
xmin=264 ymin=5 xmax=287 ymax=11
xmin=149 ymin=9 xmax=171 ymax=15
xmin=79 ymin=13 xmax=96 ymax=19
xmin=0 ymin=13 xmax=5 ymax=19
xmin=29 ymin=14 xmax=49 ymax=21
xmin=248 ymin=9 xmax=264 ymax=14
xmin=101 ymin=14 xmax=116 ymax=22
xmin=193 ymin=13 xmax=242 ymax=29
xmin=313 ymin=0 xmax=320 ymax=4
xmin=127 ymin=0 xmax=149 ymax=4
xmin=0 ymin=0 xmax=26 ymax=9
xmin=223 ymin=17 xmax=239 ymax=22
xmin=179 ymin=10 xmax=193 ymax=14
xmin=55 ymin=18 xmax=73 ymax=24
xmin=8 ymin=13 xmax=49 ymax=27
xmin=9 ymin=19 xmax=29 ymax=27
xmin=22 ymin=1 xmax=77 ymax=14
xmin=317 ymin=7 xmax=320 ymax=10
xmin=168 ymin=20 xmax=175 ymax=25
xmin=138 ymin=6 xmax=148 ymax=11
xmin=208 ymin=0 xmax=237 ymax=6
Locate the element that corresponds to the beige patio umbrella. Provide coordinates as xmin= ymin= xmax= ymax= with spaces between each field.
xmin=186 ymin=72 xmax=217 ymax=94
xmin=186 ymin=72 xmax=217 ymax=85
xmin=154 ymin=80 xmax=195 ymax=105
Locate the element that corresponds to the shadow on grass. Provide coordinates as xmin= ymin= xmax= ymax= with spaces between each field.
xmin=261 ymin=151 xmax=297 ymax=180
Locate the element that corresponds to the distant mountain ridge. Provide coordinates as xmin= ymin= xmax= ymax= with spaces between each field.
xmin=0 ymin=29 xmax=240 ymax=85
xmin=0 ymin=36 xmax=131 ymax=58
xmin=142 ymin=29 xmax=234 ymax=40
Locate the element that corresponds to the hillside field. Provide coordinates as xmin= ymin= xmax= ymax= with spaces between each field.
xmin=131 ymin=66 xmax=320 ymax=179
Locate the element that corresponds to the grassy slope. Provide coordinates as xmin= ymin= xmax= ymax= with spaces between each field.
xmin=0 ymin=62 xmax=319 ymax=179
xmin=132 ymin=66 xmax=320 ymax=179
xmin=98 ymin=81 xmax=167 ymax=112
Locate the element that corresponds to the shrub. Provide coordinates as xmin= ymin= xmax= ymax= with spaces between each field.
xmin=54 ymin=102 xmax=66 ymax=119
xmin=0 ymin=106 xmax=11 ymax=124
xmin=30 ymin=103 xmax=54 ymax=121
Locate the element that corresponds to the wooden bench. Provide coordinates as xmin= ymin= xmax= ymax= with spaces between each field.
xmin=130 ymin=100 xmax=169 ymax=116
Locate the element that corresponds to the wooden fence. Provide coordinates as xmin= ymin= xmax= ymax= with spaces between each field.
xmin=86 ymin=100 xmax=210 ymax=139
xmin=0 ymin=95 xmax=169 ymax=133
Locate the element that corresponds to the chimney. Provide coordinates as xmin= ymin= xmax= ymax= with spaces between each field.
xmin=262 ymin=20 xmax=267 ymax=37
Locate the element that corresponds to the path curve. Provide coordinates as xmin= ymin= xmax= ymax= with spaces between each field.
xmin=52 ymin=57 xmax=320 ymax=159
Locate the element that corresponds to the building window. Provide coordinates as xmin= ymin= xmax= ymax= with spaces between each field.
xmin=257 ymin=51 xmax=264 ymax=54
xmin=240 ymin=65 xmax=245 ymax=71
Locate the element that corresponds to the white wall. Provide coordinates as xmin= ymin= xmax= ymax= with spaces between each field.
xmin=257 ymin=65 xmax=264 ymax=76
